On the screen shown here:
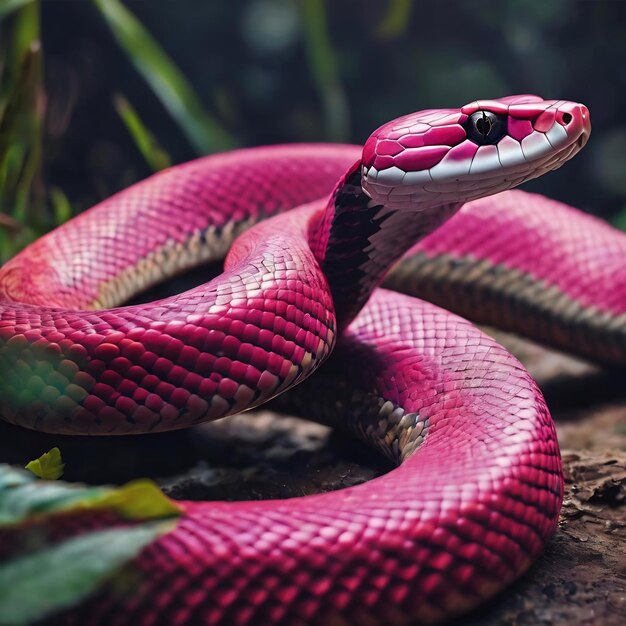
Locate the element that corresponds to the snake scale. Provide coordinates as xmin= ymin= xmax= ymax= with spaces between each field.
xmin=2 ymin=94 xmax=621 ymax=625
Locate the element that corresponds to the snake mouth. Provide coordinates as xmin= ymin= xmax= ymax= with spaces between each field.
xmin=360 ymin=97 xmax=591 ymax=208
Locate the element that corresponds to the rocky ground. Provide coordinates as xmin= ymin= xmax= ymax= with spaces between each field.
xmin=0 ymin=330 xmax=624 ymax=626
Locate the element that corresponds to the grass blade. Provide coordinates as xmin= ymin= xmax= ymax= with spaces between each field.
xmin=50 ymin=186 xmax=72 ymax=225
xmin=92 ymin=0 xmax=236 ymax=154
xmin=299 ymin=0 xmax=350 ymax=141
xmin=0 ymin=40 xmax=43 ymax=224
xmin=113 ymin=93 xmax=171 ymax=171
xmin=377 ymin=0 xmax=412 ymax=39
xmin=0 ymin=1 xmax=44 ymax=260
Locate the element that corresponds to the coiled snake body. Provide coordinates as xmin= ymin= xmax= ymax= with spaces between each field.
xmin=2 ymin=95 xmax=620 ymax=625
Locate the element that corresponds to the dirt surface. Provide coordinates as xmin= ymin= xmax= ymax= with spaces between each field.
xmin=0 ymin=331 xmax=624 ymax=626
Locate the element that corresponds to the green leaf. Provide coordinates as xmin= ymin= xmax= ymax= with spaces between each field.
xmin=113 ymin=92 xmax=171 ymax=171
xmin=299 ymin=0 xmax=350 ymax=141
xmin=0 ymin=522 xmax=170 ymax=625
xmin=0 ymin=0 xmax=34 ymax=21
xmin=0 ymin=465 xmax=182 ymax=526
xmin=0 ymin=466 xmax=181 ymax=622
xmin=25 ymin=447 xmax=64 ymax=480
xmin=0 ymin=466 xmax=109 ymax=526
xmin=92 ymin=0 xmax=236 ymax=154
xmin=82 ymin=479 xmax=182 ymax=520
xmin=0 ymin=480 xmax=109 ymax=527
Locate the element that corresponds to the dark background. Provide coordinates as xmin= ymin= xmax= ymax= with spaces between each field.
xmin=13 ymin=0 xmax=626 ymax=224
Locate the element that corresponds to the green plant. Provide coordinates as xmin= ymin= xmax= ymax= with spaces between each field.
xmin=0 ymin=0 xmax=44 ymax=262
xmin=0 ymin=0 xmax=237 ymax=263
xmin=92 ymin=0 xmax=236 ymax=155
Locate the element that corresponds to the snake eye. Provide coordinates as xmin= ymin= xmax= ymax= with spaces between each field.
xmin=464 ymin=111 xmax=507 ymax=145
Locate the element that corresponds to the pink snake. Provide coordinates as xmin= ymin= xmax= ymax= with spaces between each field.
xmin=2 ymin=94 xmax=621 ymax=625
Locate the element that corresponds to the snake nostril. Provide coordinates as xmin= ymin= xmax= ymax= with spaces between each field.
xmin=562 ymin=112 xmax=573 ymax=124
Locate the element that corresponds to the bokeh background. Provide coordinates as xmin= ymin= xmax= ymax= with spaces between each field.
xmin=1 ymin=0 xmax=626 ymax=262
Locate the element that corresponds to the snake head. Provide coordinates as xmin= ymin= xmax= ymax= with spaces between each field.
xmin=361 ymin=95 xmax=591 ymax=208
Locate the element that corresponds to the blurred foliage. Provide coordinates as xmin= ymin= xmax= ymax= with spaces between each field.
xmin=0 ymin=0 xmax=44 ymax=262
xmin=0 ymin=465 xmax=181 ymax=623
xmin=300 ymin=0 xmax=349 ymax=141
xmin=613 ymin=210 xmax=626 ymax=232
xmin=92 ymin=0 xmax=236 ymax=154
xmin=0 ymin=0 xmax=625 ymax=264
xmin=0 ymin=523 xmax=167 ymax=625
xmin=0 ymin=0 xmax=236 ymax=261
xmin=376 ymin=0 xmax=412 ymax=39
xmin=0 ymin=470 xmax=181 ymax=624
xmin=0 ymin=0 xmax=33 ymax=19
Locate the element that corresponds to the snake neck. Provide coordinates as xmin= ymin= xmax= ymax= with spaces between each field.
xmin=310 ymin=161 xmax=463 ymax=329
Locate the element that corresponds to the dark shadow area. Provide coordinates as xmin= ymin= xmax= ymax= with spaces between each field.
xmin=542 ymin=368 xmax=626 ymax=414
xmin=0 ymin=411 xmax=389 ymax=499
xmin=0 ymin=419 xmax=196 ymax=484
xmin=126 ymin=259 xmax=224 ymax=305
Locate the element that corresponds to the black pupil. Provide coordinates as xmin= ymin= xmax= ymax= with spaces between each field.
xmin=475 ymin=116 xmax=492 ymax=136
xmin=465 ymin=111 xmax=507 ymax=145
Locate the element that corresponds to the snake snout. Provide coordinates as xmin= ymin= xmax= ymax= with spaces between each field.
xmin=559 ymin=101 xmax=591 ymax=149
